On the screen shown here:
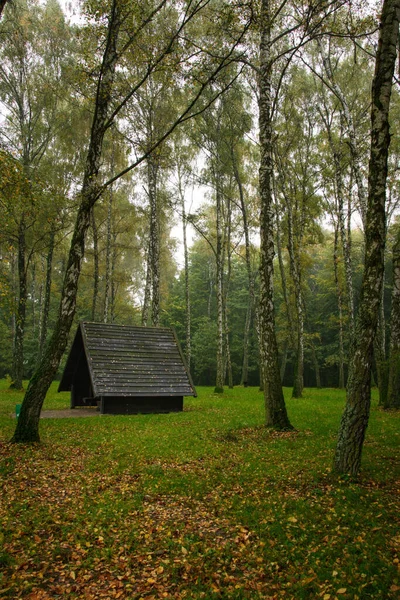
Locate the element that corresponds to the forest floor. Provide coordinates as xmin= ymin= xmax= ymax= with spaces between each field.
xmin=0 ymin=382 xmax=399 ymax=599
xmin=11 ymin=408 xmax=100 ymax=419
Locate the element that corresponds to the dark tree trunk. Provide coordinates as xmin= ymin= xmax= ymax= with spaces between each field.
xmin=12 ymin=0 xmax=122 ymax=443
xmin=38 ymin=226 xmax=55 ymax=360
xmin=214 ymin=181 xmax=224 ymax=394
xmin=375 ymin=285 xmax=389 ymax=406
xmin=258 ymin=0 xmax=292 ymax=429
xmin=90 ymin=208 xmax=99 ymax=321
xmin=103 ymin=184 xmax=113 ymax=323
xmin=333 ymin=0 xmax=400 ymax=475
xmin=386 ymin=230 xmax=400 ymax=408
xmin=311 ymin=343 xmax=321 ymax=389
xmin=286 ymin=194 xmax=304 ymax=398
xmin=10 ymin=219 xmax=27 ymax=390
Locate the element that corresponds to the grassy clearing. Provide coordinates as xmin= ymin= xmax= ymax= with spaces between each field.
xmin=0 ymin=380 xmax=399 ymax=599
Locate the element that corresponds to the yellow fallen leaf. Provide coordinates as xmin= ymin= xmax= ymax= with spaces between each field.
xmin=288 ymin=517 xmax=298 ymax=523
xmin=323 ymin=595 xmax=331 ymax=600
xmin=337 ymin=588 xmax=347 ymax=594
xmin=332 ymin=570 xmax=338 ymax=577
xmin=181 ymin=546 xmax=188 ymax=555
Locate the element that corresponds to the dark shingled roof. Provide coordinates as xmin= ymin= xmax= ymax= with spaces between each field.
xmin=58 ymin=322 xmax=196 ymax=398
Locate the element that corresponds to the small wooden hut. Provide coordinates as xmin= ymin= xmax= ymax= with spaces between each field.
xmin=58 ymin=322 xmax=196 ymax=414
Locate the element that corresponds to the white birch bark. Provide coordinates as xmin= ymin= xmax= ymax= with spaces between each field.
xmin=258 ymin=0 xmax=292 ymax=429
xmin=333 ymin=0 xmax=400 ymax=475
xmin=12 ymin=0 xmax=122 ymax=442
xmin=103 ymin=184 xmax=113 ymax=323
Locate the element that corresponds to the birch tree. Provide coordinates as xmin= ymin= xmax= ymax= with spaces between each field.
xmin=333 ymin=0 xmax=400 ymax=476
xmin=12 ymin=0 xmax=252 ymax=443
xmin=257 ymin=0 xmax=343 ymax=426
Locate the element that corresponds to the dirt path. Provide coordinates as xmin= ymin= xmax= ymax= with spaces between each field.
xmin=40 ymin=408 xmax=100 ymax=418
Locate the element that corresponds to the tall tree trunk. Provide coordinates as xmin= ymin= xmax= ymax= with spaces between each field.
xmin=325 ymin=112 xmax=355 ymax=336
xmin=333 ymin=0 xmax=400 ymax=475
xmin=224 ymin=193 xmax=233 ymax=389
xmin=148 ymin=157 xmax=160 ymax=326
xmin=31 ymin=261 xmax=37 ymax=339
xmin=333 ymin=223 xmax=346 ymax=389
xmin=286 ymin=191 xmax=304 ymax=398
xmin=12 ymin=0 xmax=122 ymax=443
xmin=274 ymin=199 xmax=295 ymax=382
xmin=10 ymin=218 xmax=27 ymax=390
xmin=142 ymin=239 xmax=152 ymax=326
xmin=38 ymin=226 xmax=55 ymax=360
xmin=207 ymin=260 xmax=213 ymax=318
xmin=214 ymin=181 xmax=224 ymax=394
xmin=311 ymin=342 xmax=321 ymax=389
xmin=232 ymin=153 xmax=255 ymax=386
xmin=259 ymin=0 xmax=292 ymax=429
xmin=110 ymin=233 xmax=118 ymax=323
xmin=103 ymin=184 xmax=113 ymax=323
xmin=386 ymin=228 xmax=400 ymax=408
xmin=375 ymin=280 xmax=389 ymax=405
xmin=90 ymin=207 xmax=99 ymax=321
xmin=179 ymin=174 xmax=191 ymax=371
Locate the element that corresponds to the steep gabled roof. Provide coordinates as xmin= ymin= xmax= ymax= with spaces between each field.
xmin=58 ymin=322 xmax=196 ymax=398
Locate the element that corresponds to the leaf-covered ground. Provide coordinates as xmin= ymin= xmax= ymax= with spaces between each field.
xmin=0 ymin=383 xmax=399 ymax=599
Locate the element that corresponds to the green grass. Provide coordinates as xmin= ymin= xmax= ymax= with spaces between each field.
xmin=0 ymin=380 xmax=399 ymax=599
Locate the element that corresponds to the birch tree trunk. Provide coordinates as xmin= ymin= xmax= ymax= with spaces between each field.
xmin=232 ymin=152 xmax=256 ymax=386
xmin=214 ymin=180 xmax=225 ymax=393
xmin=334 ymin=223 xmax=346 ymax=389
xmin=258 ymin=0 xmax=292 ymax=429
xmin=38 ymin=226 xmax=55 ymax=360
xmin=224 ymin=193 xmax=233 ymax=389
xmin=178 ymin=171 xmax=191 ymax=370
xmin=12 ymin=0 xmax=122 ymax=443
xmin=286 ymin=190 xmax=304 ymax=398
xmin=142 ymin=239 xmax=152 ymax=326
xmin=386 ymin=229 xmax=400 ymax=408
xmin=375 ymin=281 xmax=389 ymax=406
xmin=103 ymin=184 xmax=113 ymax=323
xmin=274 ymin=197 xmax=296 ymax=382
xmin=333 ymin=0 xmax=400 ymax=475
xmin=148 ymin=157 xmax=160 ymax=327
xmin=10 ymin=217 xmax=27 ymax=390
xmin=322 ymin=110 xmax=355 ymax=336
xmin=110 ymin=233 xmax=117 ymax=323
xmin=90 ymin=207 xmax=99 ymax=321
